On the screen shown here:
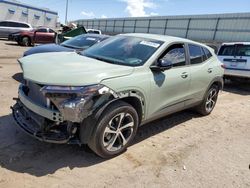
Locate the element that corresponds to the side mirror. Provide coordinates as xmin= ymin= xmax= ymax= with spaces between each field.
xmin=150 ymin=58 xmax=173 ymax=72
xmin=158 ymin=59 xmax=173 ymax=69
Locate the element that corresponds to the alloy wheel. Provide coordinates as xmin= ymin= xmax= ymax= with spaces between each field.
xmin=205 ymin=88 xmax=218 ymax=112
xmin=102 ymin=112 xmax=134 ymax=152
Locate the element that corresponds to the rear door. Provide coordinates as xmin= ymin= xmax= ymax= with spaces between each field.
xmin=186 ymin=44 xmax=215 ymax=105
xmin=8 ymin=22 xmax=21 ymax=34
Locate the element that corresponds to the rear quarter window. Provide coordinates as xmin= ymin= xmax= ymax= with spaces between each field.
xmin=19 ymin=23 xmax=30 ymax=28
xmin=203 ymin=47 xmax=213 ymax=59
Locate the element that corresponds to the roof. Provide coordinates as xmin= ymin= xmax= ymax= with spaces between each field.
xmin=222 ymin=42 xmax=250 ymax=45
xmin=83 ymin=33 xmax=110 ymax=39
xmin=0 ymin=0 xmax=58 ymax=15
xmin=121 ymin=33 xmax=213 ymax=50
xmin=4 ymin=20 xmax=31 ymax=25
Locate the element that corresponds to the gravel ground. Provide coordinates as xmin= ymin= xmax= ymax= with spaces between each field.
xmin=0 ymin=39 xmax=250 ymax=188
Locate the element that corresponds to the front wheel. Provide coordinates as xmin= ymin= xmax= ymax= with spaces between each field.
xmin=196 ymin=85 xmax=219 ymax=116
xmin=88 ymin=101 xmax=139 ymax=158
xmin=21 ymin=36 xmax=31 ymax=46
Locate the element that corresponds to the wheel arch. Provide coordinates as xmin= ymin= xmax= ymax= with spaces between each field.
xmin=79 ymin=89 xmax=146 ymax=144
xmin=95 ymin=89 xmax=146 ymax=123
xmin=202 ymin=76 xmax=223 ymax=100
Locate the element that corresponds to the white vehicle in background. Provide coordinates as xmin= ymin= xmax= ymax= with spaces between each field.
xmin=0 ymin=20 xmax=33 ymax=38
xmin=218 ymin=42 xmax=250 ymax=80
xmin=86 ymin=28 xmax=102 ymax=34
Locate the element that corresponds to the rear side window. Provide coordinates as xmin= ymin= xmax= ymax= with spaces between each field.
xmin=8 ymin=22 xmax=20 ymax=27
xmin=188 ymin=44 xmax=203 ymax=64
xmin=235 ymin=45 xmax=250 ymax=56
xmin=0 ymin=21 xmax=8 ymax=27
xmin=218 ymin=45 xmax=235 ymax=56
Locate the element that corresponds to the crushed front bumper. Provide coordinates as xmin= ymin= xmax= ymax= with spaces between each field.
xmin=11 ymin=86 xmax=79 ymax=144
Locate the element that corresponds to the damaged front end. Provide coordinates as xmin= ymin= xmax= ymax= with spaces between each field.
xmin=12 ymin=82 xmax=116 ymax=144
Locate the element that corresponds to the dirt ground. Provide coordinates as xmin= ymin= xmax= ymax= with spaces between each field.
xmin=0 ymin=39 xmax=249 ymax=188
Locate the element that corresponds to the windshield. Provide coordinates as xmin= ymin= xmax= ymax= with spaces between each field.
xmin=61 ymin=35 xmax=102 ymax=49
xmin=81 ymin=35 xmax=164 ymax=66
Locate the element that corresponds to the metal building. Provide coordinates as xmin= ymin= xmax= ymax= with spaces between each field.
xmin=0 ymin=0 xmax=58 ymax=28
xmin=74 ymin=12 xmax=250 ymax=42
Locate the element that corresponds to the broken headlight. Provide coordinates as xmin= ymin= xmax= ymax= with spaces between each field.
xmin=41 ymin=84 xmax=108 ymax=97
xmin=40 ymin=84 xmax=115 ymax=122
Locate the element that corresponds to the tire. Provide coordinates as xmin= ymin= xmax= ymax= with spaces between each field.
xmin=196 ymin=85 xmax=219 ymax=116
xmin=88 ymin=101 xmax=139 ymax=158
xmin=21 ymin=36 xmax=30 ymax=46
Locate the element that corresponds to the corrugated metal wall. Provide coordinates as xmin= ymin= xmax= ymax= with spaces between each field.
xmin=73 ymin=13 xmax=250 ymax=42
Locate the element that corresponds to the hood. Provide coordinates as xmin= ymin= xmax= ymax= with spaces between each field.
xmin=23 ymin=44 xmax=74 ymax=56
xmin=19 ymin=52 xmax=134 ymax=86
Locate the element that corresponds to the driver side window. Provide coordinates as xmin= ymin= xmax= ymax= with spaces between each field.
xmin=161 ymin=44 xmax=186 ymax=67
xmin=36 ymin=28 xmax=47 ymax=32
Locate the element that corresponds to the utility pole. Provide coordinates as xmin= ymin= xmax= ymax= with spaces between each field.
xmin=65 ymin=0 xmax=69 ymax=24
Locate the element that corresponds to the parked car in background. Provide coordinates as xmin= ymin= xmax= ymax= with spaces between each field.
xmin=8 ymin=27 xmax=56 ymax=46
xmin=218 ymin=42 xmax=250 ymax=80
xmin=0 ymin=20 xmax=32 ymax=38
xmin=23 ymin=34 xmax=110 ymax=56
xmin=86 ymin=29 xmax=102 ymax=34
xmin=12 ymin=33 xmax=224 ymax=158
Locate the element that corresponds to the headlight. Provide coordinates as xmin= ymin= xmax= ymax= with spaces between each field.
xmin=40 ymin=84 xmax=116 ymax=122
xmin=41 ymin=84 xmax=106 ymax=96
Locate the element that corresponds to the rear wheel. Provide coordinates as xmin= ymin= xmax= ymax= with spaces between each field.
xmin=21 ymin=36 xmax=31 ymax=46
xmin=196 ymin=85 xmax=219 ymax=115
xmin=88 ymin=101 xmax=139 ymax=158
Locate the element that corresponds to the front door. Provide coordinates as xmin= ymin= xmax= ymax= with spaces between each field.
xmin=34 ymin=28 xmax=49 ymax=43
xmin=148 ymin=43 xmax=191 ymax=119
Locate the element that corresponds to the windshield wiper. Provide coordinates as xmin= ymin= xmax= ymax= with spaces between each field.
xmin=61 ymin=44 xmax=77 ymax=49
xmin=83 ymin=54 xmax=120 ymax=64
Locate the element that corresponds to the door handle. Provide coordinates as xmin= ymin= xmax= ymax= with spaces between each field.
xmin=181 ymin=72 xmax=188 ymax=79
xmin=208 ymin=68 xmax=213 ymax=73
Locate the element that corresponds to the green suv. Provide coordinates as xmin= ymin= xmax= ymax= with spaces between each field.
xmin=12 ymin=33 xmax=224 ymax=158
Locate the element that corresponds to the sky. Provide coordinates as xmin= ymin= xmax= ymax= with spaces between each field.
xmin=19 ymin=0 xmax=250 ymax=23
